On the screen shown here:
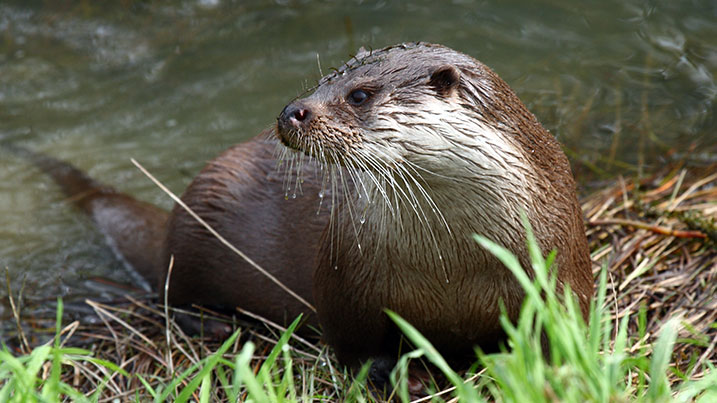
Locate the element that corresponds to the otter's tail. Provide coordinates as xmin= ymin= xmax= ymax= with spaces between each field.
xmin=5 ymin=144 xmax=167 ymax=289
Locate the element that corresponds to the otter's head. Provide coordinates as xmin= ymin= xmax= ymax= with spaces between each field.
xmin=277 ymin=43 xmax=500 ymax=169
xmin=277 ymin=43 xmax=537 ymax=175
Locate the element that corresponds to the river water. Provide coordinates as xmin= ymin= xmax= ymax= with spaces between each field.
xmin=1 ymin=0 xmax=715 ymax=329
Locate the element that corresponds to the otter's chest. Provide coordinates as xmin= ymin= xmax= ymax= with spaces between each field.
xmin=346 ymin=221 xmax=517 ymax=331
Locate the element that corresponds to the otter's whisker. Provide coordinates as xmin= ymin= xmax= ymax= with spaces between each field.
xmin=362 ymin=150 xmax=451 ymax=280
xmin=391 ymin=161 xmax=450 ymax=281
xmin=397 ymin=160 xmax=451 ymax=234
xmin=334 ymin=156 xmax=364 ymax=253
xmin=353 ymin=149 xmax=395 ymax=213
xmin=353 ymin=149 xmax=397 ymax=215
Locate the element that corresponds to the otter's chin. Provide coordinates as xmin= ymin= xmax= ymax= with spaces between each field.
xmin=276 ymin=131 xmax=322 ymax=163
xmin=275 ymin=126 xmax=303 ymax=152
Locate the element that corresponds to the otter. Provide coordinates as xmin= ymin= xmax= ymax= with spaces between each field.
xmin=13 ymin=42 xmax=592 ymax=369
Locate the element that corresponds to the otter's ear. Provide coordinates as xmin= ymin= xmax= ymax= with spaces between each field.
xmin=428 ymin=65 xmax=461 ymax=96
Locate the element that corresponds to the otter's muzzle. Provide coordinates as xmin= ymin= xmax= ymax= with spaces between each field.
xmin=277 ymin=99 xmax=318 ymax=151
xmin=277 ymin=100 xmax=313 ymax=140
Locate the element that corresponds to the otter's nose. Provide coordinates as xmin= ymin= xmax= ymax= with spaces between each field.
xmin=278 ymin=101 xmax=312 ymax=132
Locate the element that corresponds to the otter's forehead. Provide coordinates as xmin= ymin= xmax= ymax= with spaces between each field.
xmin=313 ymin=42 xmax=479 ymax=97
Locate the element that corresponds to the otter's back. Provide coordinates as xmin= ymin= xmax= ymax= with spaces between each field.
xmin=162 ymin=134 xmax=328 ymax=327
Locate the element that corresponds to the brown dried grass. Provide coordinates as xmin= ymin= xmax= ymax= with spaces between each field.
xmin=583 ymin=163 xmax=717 ymax=381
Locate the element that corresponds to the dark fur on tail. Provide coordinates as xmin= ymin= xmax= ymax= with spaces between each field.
xmin=5 ymin=144 xmax=167 ymax=288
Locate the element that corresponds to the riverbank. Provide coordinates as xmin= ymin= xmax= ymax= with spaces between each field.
xmin=3 ymin=162 xmax=715 ymax=401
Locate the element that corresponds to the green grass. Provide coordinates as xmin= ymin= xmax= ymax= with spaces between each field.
xmin=0 ymin=299 xmax=128 ymax=402
xmin=2 ymin=222 xmax=715 ymax=402
xmin=385 ymin=219 xmax=716 ymax=402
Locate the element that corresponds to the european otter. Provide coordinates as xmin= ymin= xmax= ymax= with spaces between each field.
xmin=14 ymin=42 xmax=592 ymax=369
xmin=275 ymin=42 xmax=592 ymax=365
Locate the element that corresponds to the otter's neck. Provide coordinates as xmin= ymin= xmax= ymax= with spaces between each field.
xmin=337 ymin=148 xmax=539 ymax=281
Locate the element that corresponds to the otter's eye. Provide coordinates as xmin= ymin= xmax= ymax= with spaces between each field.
xmin=347 ymin=89 xmax=370 ymax=106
